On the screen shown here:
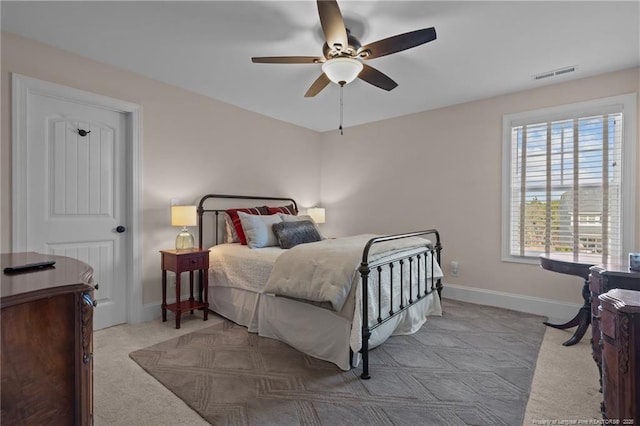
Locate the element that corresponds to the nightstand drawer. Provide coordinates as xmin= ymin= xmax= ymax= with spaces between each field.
xmin=180 ymin=255 xmax=206 ymax=271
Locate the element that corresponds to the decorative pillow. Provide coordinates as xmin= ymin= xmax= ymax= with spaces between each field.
xmin=238 ymin=212 xmax=282 ymax=249
xmin=272 ymin=220 xmax=322 ymax=249
xmin=279 ymin=214 xmax=324 ymax=239
xmin=266 ymin=204 xmax=297 ymax=215
xmin=222 ymin=213 xmax=237 ymax=243
xmin=225 ymin=206 xmax=269 ymax=245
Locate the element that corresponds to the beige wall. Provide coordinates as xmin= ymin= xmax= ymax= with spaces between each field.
xmin=1 ymin=32 xmax=321 ymax=306
xmin=319 ymin=67 xmax=640 ymax=306
xmin=2 ymin=31 xmax=638 ymax=317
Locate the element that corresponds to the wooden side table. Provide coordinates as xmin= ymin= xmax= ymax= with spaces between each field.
xmin=160 ymin=249 xmax=209 ymax=329
xmin=539 ymin=253 xmax=600 ymax=346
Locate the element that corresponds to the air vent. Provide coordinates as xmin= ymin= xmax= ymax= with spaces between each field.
xmin=555 ymin=66 xmax=576 ymax=75
xmin=533 ymin=66 xmax=577 ymax=81
xmin=534 ymin=72 xmax=555 ymax=80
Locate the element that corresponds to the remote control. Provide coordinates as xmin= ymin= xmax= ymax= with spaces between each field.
xmin=3 ymin=260 xmax=56 ymax=274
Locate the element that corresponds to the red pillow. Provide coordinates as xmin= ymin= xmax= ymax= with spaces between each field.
xmin=266 ymin=204 xmax=297 ymax=215
xmin=225 ymin=207 xmax=268 ymax=245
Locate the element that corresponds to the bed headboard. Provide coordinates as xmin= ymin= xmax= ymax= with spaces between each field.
xmin=196 ymin=194 xmax=298 ymax=250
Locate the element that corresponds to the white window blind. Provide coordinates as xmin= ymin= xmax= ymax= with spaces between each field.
xmin=502 ymin=94 xmax=637 ymax=263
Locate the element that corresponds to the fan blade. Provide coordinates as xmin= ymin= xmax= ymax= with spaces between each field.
xmin=252 ymin=56 xmax=323 ymax=64
xmin=304 ymin=73 xmax=331 ymax=97
xmin=317 ymin=0 xmax=348 ymax=52
xmin=358 ymin=64 xmax=398 ymax=91
xmin=359 ymin=27 xmax=437 ymax=60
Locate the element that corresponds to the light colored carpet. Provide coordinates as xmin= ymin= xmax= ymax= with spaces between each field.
xmin=523 ymin=326 xmax=602 ymax=423
xmin=94 ymin=314 xmax=217 ymax=426
xmin=94 ymin=301 xmax=601 ymax=425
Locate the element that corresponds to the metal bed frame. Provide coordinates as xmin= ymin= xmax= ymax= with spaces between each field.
xmin=196 ymin=193 xmax=442 ymax=379
xmin=197 ymin=194 xmax=298 ymax=247
xmin=358 ymin=230 xmax=442 ymax=378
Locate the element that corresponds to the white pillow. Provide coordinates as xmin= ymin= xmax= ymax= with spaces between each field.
xmin=278 ymin=214 xmax=324 ymax=239
xmin=238 ymin=212 xmax=282 ymax=248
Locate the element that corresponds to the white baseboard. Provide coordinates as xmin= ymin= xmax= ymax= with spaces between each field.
xmin=139 ymin=301 xmax=163 ymax=323
xmin=441 ymin=282 xmax=582 ymax=323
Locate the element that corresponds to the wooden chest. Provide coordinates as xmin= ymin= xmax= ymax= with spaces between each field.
xmin=598 ymin=288 xmax=640 ymax=423
xmin=590 ymin=265 xmax=640 ymax=380
xmin=1 ymin=252 xmax=96 ymax=425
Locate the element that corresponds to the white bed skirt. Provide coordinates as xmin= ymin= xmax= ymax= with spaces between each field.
xmin=258 ymin=291 xmax=442 ymax=371
xmin=207 ymin=286 xmax=261 ymax=332
xmin=207 ymin=283 xmax=442 ymax=371
xmin=258 ymin=294 xmax=353 ymax=369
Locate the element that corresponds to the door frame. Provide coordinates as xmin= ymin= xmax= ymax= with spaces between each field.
xmin=12 ymin=73 xmax=144 ymax=324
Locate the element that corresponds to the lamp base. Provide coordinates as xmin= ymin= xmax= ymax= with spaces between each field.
xmin=175 ymin=228 xmax=194 ymax=250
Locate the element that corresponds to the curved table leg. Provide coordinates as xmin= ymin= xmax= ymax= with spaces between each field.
xmin=543 ymin=277 xmax=591 ymax=346
xmin=543 ymin=313 xmax=582 ymax=330
xmin=560 ymin=306 xmax=591 ymax=346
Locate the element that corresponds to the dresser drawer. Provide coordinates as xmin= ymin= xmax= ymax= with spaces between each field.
xmin=599 ymin=306 xmax=616 ymax=340
xmin=589 ymin=272 xmax=602 ymax=293
xmin=592 ymin=301 xmax=600 ymax=319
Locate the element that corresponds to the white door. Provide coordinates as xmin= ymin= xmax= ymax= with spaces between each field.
xmin=22 ymin=90 xmax=128 ymax=330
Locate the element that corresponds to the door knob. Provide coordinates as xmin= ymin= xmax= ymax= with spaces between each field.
xmin=116 ymin=226 xmax=126 ymax=233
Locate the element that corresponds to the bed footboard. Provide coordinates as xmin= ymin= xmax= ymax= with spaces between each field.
xmin=358 ymin=229 xmax=442 ymax=379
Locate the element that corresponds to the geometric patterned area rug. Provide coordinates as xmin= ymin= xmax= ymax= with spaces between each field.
xmin=129 ymin=299 xmax=545 ymax=426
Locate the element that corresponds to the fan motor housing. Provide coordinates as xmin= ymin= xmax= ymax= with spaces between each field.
xmin=323 ymin=30 xmax=362 ymax=59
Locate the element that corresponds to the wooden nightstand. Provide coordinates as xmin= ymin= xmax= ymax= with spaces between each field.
xmin=160 ymin=249 xmax=209 ymax=329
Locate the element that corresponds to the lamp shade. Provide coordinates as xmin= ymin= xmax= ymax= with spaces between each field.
xmin=171 ymin=205 xmax=197 ymax=227
xmin=307 ymin=207 xmax=326 ymax=224
xmin=321 ymin=57 xmax=363 ymax=85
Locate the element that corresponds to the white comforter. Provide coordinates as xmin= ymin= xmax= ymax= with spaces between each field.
xmin=263 ymin=234 xmax=442 ymax=315
xmin=208 ymin=244 xmax=283 ymax=292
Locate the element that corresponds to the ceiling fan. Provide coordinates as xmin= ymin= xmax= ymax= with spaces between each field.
xmin=251 ymin=0 xmax=437 ymax=97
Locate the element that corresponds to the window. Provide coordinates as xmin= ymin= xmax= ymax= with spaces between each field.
xmin=502 ymin=94 xmax=637 ymax=263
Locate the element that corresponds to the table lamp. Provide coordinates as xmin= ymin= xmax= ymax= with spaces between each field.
xmin=306 ymin=207 xmax=326 ymax=224
xmin=171 ymin=205 xmax=197 ymax=249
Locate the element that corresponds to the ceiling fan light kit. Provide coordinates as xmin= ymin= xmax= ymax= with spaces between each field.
xmin=322 ymin=57 xmax=363 ymax=85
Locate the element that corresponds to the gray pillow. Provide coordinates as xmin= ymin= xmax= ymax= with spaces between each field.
xmin=272 ymin=220 xmax=322 ymax=249
xmin=278 ymin=213 xmax=324 ymax=239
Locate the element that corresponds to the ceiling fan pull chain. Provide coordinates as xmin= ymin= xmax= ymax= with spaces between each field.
xmin=339 ymin=84 xmax=343 ymax=135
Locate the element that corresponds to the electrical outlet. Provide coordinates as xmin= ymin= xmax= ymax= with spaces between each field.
xmin=450 ymin=261 xmax=459 ymax=277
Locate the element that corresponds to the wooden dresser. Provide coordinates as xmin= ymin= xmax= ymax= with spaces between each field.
xmin=1 ymin=252 xmax=96 ymax=425
xmin=590 ymin=264 xmax=640 ymax=381
xmin=598 ymin=288 xmax=640 ymax=423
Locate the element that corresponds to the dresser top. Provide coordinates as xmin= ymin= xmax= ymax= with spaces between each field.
xmin=599 ymin=288 xmax=640 ymax=313
xmin=1 ymin=252 xmax=94 ymax=306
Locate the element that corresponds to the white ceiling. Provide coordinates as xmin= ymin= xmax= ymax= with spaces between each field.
xmin=2 ymin=1 xmax=639 ymax=132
